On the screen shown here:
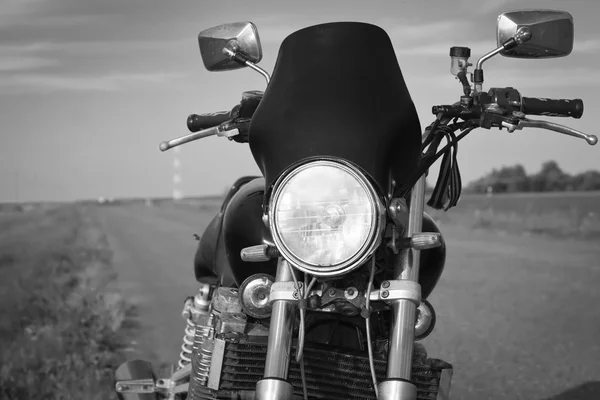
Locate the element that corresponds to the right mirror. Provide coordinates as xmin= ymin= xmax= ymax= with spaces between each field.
xmin=497 ymin=10 xmax=574 ymax=58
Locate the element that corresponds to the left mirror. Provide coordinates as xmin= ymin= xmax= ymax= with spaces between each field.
xmin=198 ymin=22 xmax=262 ymax=72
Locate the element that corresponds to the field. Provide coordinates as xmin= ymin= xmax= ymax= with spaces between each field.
xmin=1 ymin=191 xmax=599 ymax=400
xmin=426 ymin=191 xmax=600 ymax=239
xmin=0 ymin=204 xmax=127 ymax=400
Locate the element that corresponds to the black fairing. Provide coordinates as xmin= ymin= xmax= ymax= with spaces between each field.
xmin=205 ymin=180 xmax=445 ymax=299
xmin=249 ymin=22 xmax=422 ymax=194
xmin=221 ymin=178 xmax=277 ymax=284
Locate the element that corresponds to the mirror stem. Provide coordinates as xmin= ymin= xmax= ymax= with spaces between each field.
xmin=246 ymin=61 xmax=271 ymax=84
xmin=475 ymin=46 xmax=504 ymax=71
xmin=473 ymin=46 xmax=503 ymax=93
xmin=223 ymin=46 xmax=271 ymax=84
xmin=473 ymin=27 xmax=531 ymax=93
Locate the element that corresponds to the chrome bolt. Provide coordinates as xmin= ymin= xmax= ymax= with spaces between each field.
xmin=347 ymin=288 xmax=355 ymax=296
xmin=293 ymin=291 xmax=299 ymax=299
xmin=381 ymin=290 xmax=390 ymax=299
xmin=258 ymin=293 xmax=266 ymax=301
xmin=328 ymin=288 xmax=337 ymax=296
xmin=382 ymin=281 xmax=390 ymax=289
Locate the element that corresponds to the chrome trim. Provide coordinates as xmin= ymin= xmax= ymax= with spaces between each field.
xmin=245 ymin=60 xmax=271 ymax=84
xmin=437 ymin=367 xmax=454 ymax=400
xmin=473 ymin=46 xmax=503 ymax=93
xmin=255 ymin=378 xmax=294 ymax=400
xmin=239 ymin=273 xmax=274 ymax=319
xmin=268 ymin=159 xmax=386 ymax=278
xmin=115 ymin=379 xmax=155 ymax=394
xmin=503 ymin=118 xmax=598 ymax=146
xmin=387 ymin=300 xmax=418 ymax=382
xmin=415 ymin=300 xmax=436 ymax=341
xmin=369 ymin=280 xmax=421 ymax=304
xmin=386 ymin=173 xmax=427 ymax=384
xmin=269 ymin=281 xmax=301 ymax=302
xmin=207 ymin=339 xmax=225 ymax=390
xmin=262 ymin=259 xmax=296 ymax=379
xmin=378 ymin=379 xmax=417 ymax=400
xmin=475 ymin=45 xmax=504 ymax=71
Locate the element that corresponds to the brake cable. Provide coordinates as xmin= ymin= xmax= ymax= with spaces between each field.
xmin=288 ymin=263 xmax=316 ymax=400
xmin=365 ymin=256 xmax=379 ymax=399
xmin=397 ymin=120 xmax=477 ymax=201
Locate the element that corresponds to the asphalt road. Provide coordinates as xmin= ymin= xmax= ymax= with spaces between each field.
xmin=97 ymin=203 xmax=600 ymax=400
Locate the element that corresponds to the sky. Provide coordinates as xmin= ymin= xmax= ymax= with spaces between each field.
xmin=1 ymin=0 xmax=599 ymax=202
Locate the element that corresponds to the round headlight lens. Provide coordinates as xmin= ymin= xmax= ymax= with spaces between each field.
xmin=269 ymin=160 xmax=382 ymax=276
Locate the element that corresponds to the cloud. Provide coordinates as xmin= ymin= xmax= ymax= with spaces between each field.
xmin=0 ymin=38 xmax=190 ymax=55
xmin=0 ymin=41 xmax=61 ymax=72
xmin=574 ymin=39 xmax=600 ymax=54
xmin=384 ymin=19 xmax=460 ymax=41
xmin=0 ymin=72 xmax=187 ymax=94
xmin=0 ymin=56 xmax=59 ymax=72
xmin=490 ymin=67 xmax=600 ymax=89
xmin=0 ymin=36 xmax=191 ymax=93
xmin=458 ymin=0 xmax=523 ymax=16
xmin=0 ymin=0 xmax=52 ymax=26
xmin=405 ymin=66 xmax=600 ymax=97
xmin=395 ymin=40 xmax=494 ymax=57
xmin=254 ymin=17 xmax=463 ymax=46
xmin=2 ymin=0 xmax=47 ymax=15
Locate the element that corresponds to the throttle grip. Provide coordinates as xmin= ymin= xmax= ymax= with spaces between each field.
xmin=521 ymin=97 xmax=584 ymax=119
xmin=187 ymin=111 xmax=231 ymax=132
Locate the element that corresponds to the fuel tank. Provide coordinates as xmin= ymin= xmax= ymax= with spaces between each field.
xmin=221 ymin=178 xmax=277 ymax=284
xmin=201 ymin=177 xmax=445 ymax=299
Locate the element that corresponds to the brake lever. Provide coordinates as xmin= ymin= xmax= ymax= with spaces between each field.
xmin=159 ymin=121 xmax=239 ymax=151
xmin=502 ymin=117 xmax=598 ymax=146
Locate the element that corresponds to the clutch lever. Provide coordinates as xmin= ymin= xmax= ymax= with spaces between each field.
xmin=159 ymin=120 xmax=239 ymax=151
xmin=502 ymin=117 xmax=597 ymax=146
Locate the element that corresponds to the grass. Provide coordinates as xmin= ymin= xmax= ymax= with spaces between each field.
xmin=426 ymin=191 xmax=600 ymax=239
xmin=0 ymin=204 xmax=128 ymax=400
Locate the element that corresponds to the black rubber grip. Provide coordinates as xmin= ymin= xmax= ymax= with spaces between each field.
xmin=187 ymin=111 xmax=231 ymax=132
xmin=521 ymin=97 xmax=584 ymax=119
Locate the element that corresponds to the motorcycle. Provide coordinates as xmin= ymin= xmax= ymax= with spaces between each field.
xmin=114 ymin=9 xmax=597 ymax=400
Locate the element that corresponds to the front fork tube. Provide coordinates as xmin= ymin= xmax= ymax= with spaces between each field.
xmin=255 ymin=259 xmax=296 ymax=400
xmin=379 ymin=175 xmax=427 ymax=400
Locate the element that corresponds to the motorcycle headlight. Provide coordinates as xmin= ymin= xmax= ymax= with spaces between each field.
xmin=268 ymin=160 xmax=385 ymax=277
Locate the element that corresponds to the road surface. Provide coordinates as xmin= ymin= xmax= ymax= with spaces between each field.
xmin=97 ymin=203 xmax=600 ymax=400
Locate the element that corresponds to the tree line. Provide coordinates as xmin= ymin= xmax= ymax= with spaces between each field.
xmin=466 ymin=161 xmax=600 ymax=193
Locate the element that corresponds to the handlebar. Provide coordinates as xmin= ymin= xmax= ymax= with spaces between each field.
xmin=186 ymin=91 xmax=262 ymax=133
xmin=187 ymin=110 xmax=234 ymax=132
xmin=521 ymin=97 xmax=584 ymax=119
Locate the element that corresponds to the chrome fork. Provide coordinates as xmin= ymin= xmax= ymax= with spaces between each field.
xmin=379 ymin=175 xmax=426 ymax=399
xmin=380 ymin=120 xmax=436 ymax=399
xmin=255 ymin=258 xmax=296 ymax=400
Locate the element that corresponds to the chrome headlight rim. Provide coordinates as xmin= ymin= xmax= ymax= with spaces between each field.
xmin=268 ymin=159 xmax=386 ymax=277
